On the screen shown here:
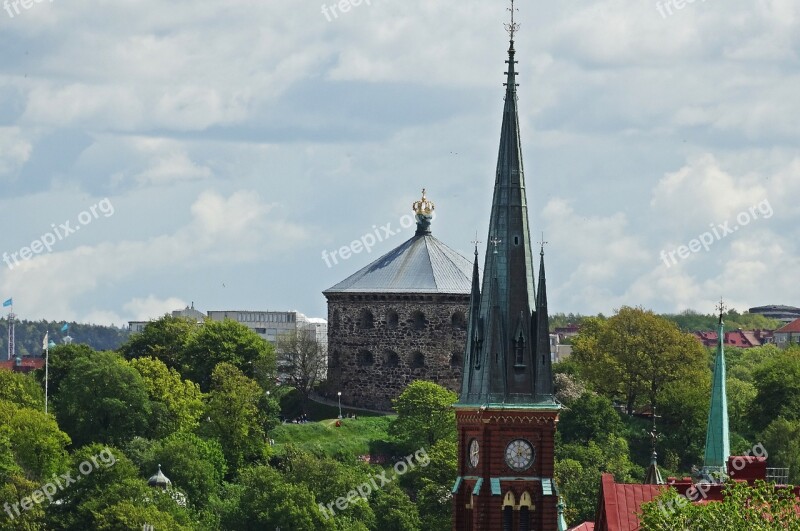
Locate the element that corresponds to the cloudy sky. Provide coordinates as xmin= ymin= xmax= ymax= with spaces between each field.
xmin=0 ymin=0 xmax=798 ymax=326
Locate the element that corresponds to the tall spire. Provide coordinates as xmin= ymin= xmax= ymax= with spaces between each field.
xmin=704 ymin=299 xmax=730 ymax=472
xmin=459 ymin=1 xmax=554 ymax=407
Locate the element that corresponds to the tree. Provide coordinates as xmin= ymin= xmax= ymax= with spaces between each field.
xmin=657 ymin=378 xmax=711 ymax=471
xmin=556 ymin=434 xmax=640 ymax=525
xmin=760 ymin=417 xmax=800 ymax=485
xmin=553 ymin=372 xmax=586 ymax=406
xmin=389 ymin=381 xmax=457 ymax=452
xmin=0 ymin=400 xmax=70 ymax=481
xmin=726 ymin=377 xmax=757 ymax=436
xmin=370 ymin=483 xmax=422 ymax=531
xmin=119 ymin=315 xmax=199 ymax=372
xmin=36 ymin=343 xmax=95 ymax=398
xmin=220 ymin=465 xmax=336 ymax=531
xmin=401 ymin=439 xmax=456 ymax=531
xmin=640 ymin=480 xmax=800 ymax=530
xmin=46 ymin=444 xmax=194 ymax=530
xmin=182 ymin=319 xmax=275 ymax=392
xmin=279 ymin=446 xmax=376 ymax=527
xmin=558 ymin=392 xmax=624 ymax=445
xmin=129 ymin=357 xmax=204 ymax=439
xmin=0 ymin=370 xmax=44 ymax=411
xmin=200 ymin=363 xmax=268 ymax=473
xmin=750 ymin=348 xmax=800 ymax=431
xmin=55 ymin=351 xmax=151 ymax=447
xmin=141 ymin=432 xmax=227 ymax=509
xmin=571 ymin=307 xmax=709 ymax=414
xmin=275 ymin=329 xmax=326 ymax=411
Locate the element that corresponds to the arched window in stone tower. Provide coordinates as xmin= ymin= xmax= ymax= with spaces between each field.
xmin=331 ymin=309 xmax=341 ymax=330
xmin=384 ymin=350 xmax=399 ymax=367
xmin=358 ymin=309 xmax=374 ymax=329
xmin=451 ymin=311 xmax=466 ymax=329
xmin=450 ymin=352 xmax=462 ymax=368
xmin=411 ymin=311 xmax=427 ymax=331
xmin=411 ymin=351 xmax=425 ymax=368
xmin=386 ymin=310 xmax=399 ymax=329
xmin=358 ymin=350 xmax=375 ymax=366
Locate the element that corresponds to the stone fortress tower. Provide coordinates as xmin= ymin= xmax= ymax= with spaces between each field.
xmin=323 ymin=190 xmax=474 ymax=410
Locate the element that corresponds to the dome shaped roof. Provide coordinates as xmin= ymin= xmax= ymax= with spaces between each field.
xmin=148 ymin=464 xmax=171 ymax=488
xmin=324 ymin=232 xmax=473 ymax=295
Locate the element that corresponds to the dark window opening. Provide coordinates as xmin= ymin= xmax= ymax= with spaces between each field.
xmin=451 ymin=311 xmax=467 ymax=329
xmin=411 ymin=352 xmax=425 ymax=368
xmin=358 ymin=350 xmax=375 ymax=366
xmin=503 ymin=506 xmax=513 ymax=531
xmin=359 ymin=309 xmax=374 ymax=329
xmin=412 ymin=311 xmax=427 ymax=330
xmin=387 ymin=311 xmax=399 ymax=329
xmin=385 ymin=351 xmax=399 ymax=367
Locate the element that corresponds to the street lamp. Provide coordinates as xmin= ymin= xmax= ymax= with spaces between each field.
xmin=337 ymin=391 xmax=342 ymax=419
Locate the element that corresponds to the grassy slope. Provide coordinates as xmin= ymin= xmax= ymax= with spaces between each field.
xmin=269 ymin=416 xmax=395 ymax=458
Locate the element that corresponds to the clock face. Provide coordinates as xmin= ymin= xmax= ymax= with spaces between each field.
xmin=469 ymin=439 xmax=480 ymax=468
xmin=505 ymin=439 xmax=535 ymax=472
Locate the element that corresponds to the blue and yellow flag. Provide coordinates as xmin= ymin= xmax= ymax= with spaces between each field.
xmin=2 ymin=298 xmax=11 ymax=308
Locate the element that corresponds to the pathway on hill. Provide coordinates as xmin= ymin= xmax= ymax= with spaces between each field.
xmin=308 ymin=392 xmax=394 ymax=416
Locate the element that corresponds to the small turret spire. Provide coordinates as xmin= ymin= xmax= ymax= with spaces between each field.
xmin=704 ymin=299 xmax=730 ymax=472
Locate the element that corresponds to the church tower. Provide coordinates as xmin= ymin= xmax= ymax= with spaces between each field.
xmin=452 ymin=3 xmax=560 ymax=529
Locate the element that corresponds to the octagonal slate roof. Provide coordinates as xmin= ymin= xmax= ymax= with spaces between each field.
xmin=324 ymin=233 xmax=474 ymax=295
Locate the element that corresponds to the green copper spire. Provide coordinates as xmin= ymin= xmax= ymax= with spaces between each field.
xmin=703 ymin=301 xmax=730 ymax=471
xmin=644 ymin=409 xmax=664 ymax=485
xmin=458 ymin=4 xmax=555 ymax=408
xmin=557 ymin=496 xmax=568 ymax=531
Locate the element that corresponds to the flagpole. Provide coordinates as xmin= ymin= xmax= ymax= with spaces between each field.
xmin=45 ymin=343 xmax=49 ymax=414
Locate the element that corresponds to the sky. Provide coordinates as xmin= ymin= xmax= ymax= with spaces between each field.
xmin=0 ymin=0 xmax=799 ymax=327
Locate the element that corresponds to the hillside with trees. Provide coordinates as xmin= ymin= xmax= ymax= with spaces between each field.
xmin=0 ymin=319 xmax=130 ymax=357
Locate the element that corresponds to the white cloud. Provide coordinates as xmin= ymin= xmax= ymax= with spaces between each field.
xmin=123 ymin=295 xmax=188 ymax=321
xmin=0 ymin=190 xmax=309 ymax=324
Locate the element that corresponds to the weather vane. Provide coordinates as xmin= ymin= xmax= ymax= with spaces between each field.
xmin=471 ymin=232 xmax=482 ymax=255
xmin=505 ymin=0 xmax=520 ymax=40
xmin=716 ymin=298 xmax=727 ymax=324
xmin=539 ymin=232 xmax=548 ymax=253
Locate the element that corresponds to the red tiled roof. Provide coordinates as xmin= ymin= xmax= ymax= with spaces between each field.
xmin=596 ymin=474 xmax=666 ymax=531
xmin=569 ymin=523 xmax=595 ymax=531
xmin=776 ymin=318 xmax=800 ymax=334
xmin=0 ymin=359 xmax=45 ymax=373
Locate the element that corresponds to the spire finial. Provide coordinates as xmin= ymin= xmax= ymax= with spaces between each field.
xmin=471 ymin=232 xmax=481 ymax=256
xmin=716 ymin=298 xmax=726 ymax=325
xmin=539 ymin=232 xmax=548 ymax=256
xmin=649 ymin=407 xmax=662 ymax=455
xmin=505 ymin=0 xmax=520 ymax=42
xmin=412 ymin=188 xmax=435 ymax=236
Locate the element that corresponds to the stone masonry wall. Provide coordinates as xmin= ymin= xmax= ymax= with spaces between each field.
xmin=326 ymin=293 xmax=469 ymax=410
